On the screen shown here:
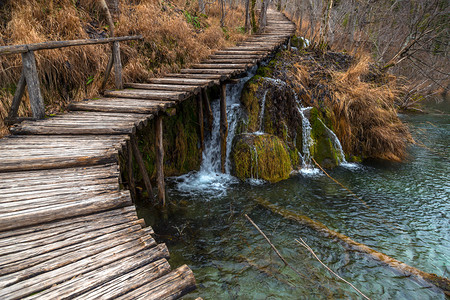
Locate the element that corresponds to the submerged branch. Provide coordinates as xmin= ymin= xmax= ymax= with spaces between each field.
xmin=254 ymin=197 xmax=450 ymax=296
xmin=295 ymin=238 xmax=371 ymax=300
xmin=244 ymin=214 xmax=305 ymax=279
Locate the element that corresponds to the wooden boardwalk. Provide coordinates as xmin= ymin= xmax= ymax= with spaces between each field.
xmin=0 ymin=9 xmax=295 ymax=299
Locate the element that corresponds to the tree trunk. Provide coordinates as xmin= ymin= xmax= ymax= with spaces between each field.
xmin=199 ymin=0 xmax=205 ymax=14
xmin=259 ymin=0 xmax=269 ymax=33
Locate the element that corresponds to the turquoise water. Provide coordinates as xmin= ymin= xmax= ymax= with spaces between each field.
xmin=137 ymin=103 xmax=449 ymax=299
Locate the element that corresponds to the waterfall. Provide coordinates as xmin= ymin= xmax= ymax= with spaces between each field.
xmin=297 ymin=106 xmax=314 ymax=167
xmin=318 ymin=118 xmax=346 ymax=164
xmin=256 ymin=90 xmax=268 ymax=133
xmin=175 ymin=67 xmax=257 ymax=195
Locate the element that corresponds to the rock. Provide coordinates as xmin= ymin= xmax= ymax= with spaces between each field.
xmin=231 ymin=133 xmax=292 ymax=183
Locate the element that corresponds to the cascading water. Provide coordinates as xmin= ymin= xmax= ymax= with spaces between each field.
xmin=174 ymin=67 xmax=257 ymax=195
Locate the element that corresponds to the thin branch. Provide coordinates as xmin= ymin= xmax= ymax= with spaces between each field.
xmin=244 ymin=214 xmax=306 ymax=278
xmin=295 ymin=238 xmax=371 ymax=300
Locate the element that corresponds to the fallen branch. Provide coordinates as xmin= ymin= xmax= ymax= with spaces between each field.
xmin=244 ymin=214 xmax=305 ymax=278
xmin=296 ymin=238 xmax=370 ymax=300
xmin=254 ymin=197 xmax=450 ymax=295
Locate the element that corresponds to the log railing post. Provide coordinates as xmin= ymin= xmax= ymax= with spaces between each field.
xmin=219 ymin=83 xmax=228 ymax=173
xmin=197 ymin=93 xmax=204 ymax=153
xmin=155 ymin=115 xmax=166 ymax=206
xmin=7 ymin=72 xmax=26 ymax=121
xmin=112 ymin=41 xmax=123 ymax=89
xmin=22 ymin=50 xmax=45 ymax=119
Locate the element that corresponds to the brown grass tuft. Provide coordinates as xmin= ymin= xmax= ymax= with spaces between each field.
xmin=0 ymin=0 xmax=249 ymax=137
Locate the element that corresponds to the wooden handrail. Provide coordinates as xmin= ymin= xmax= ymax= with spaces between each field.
xmin=0 ymin=35 xmax=143 ymax=56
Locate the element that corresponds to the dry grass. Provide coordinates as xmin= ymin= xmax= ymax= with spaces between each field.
xmin=0 ymin=0 xmax=248 ymax=137
xmin=328 ymin=55 xmax=413 ymax=161
xmin=289 ymin=52 xmax=413 ymax=161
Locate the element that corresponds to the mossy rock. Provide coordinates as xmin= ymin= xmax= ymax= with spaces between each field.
xmin=309 ymin=107 xmax=341 ymax=168
xmin=231 ymin=133 xmax=292 ymax=183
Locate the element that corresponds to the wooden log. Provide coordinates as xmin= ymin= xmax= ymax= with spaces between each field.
xmin=29 ymin=258 xmax=171 ymax=300
xmin=180 ymin=68 xmax=238 ymax=76
xmin=22 ymin=51 xmax=45 ymax=119
xmin=124 ymin=83 xmax=201 ymax=94
xmin=7 ymin=72 xmax=26 ymax=121
xmin=148 ymin=77 xmax=214 ymax=86
xmin=0 ymin=191 xmax=132 ymax=232
xmin=255 ymin=197 xmax=450 ymax=295
xmin=116 ymin=265 xmax=196 ymax=300
xmin=101 ymin=51 xmax=115 ymax=91
xmin=197 ymin=92 xmax=204 ymax=153
xmin=113 ymin=41 xmax=123 ymax=89
xmin=76 ymin=259 xmax=171 ymax=300
xmin=155 ymin=115 xmax=165 ymax=206
xmin=104 ymin=89 xmax=187 ymax=101
xmin=165 ymin=73 xmax=225 ymax=81
xmin=202 ymin=89 xmax=213 ymax=132
xmin=127 ymin=140 xmax=137 ymax=201
xmin=0 ymin=35 xmax=143 ymax=55
xmin=220 ymin=83 xmax=228 ymax=173
xmin=130 ymin=134 xmax=154 ymax=201
xmin=69 ymin=98 xmax=174 ymax=114
xmin=0 ymin=221 xmax=146 ymax=275
xmin=0 ymin=236 xmax=159 ymax=299
xmin=191 ymin=63 xmax=249 ymax=69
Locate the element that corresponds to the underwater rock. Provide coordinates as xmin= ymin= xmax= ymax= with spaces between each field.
xmin=231 ymin=133 xmax=292 ymax=183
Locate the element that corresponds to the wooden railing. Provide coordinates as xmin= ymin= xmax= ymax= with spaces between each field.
xmin=0 ymin=35 xmax=143 ymax=124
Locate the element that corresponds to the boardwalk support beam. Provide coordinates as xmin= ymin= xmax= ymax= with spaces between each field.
xmin=220 ymin=82 xmax=228 ymax=173
xmin=155 ymin=115 xmax=166 ymax=206
xmin=197 ymin=93 xmax=204 ymax=152
xmin=130 ymin=135 xmax=154 ymax=201
xmin=202 ymin=88 xmax=213 ymax=131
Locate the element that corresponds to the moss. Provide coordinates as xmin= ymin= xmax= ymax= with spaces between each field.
xmin=309 ymin=107 xmax=340 ymax=168
xmin=232 ymin=134 xmax=292 ymax=183
xmin=240 ymin=77 xmax=263 ymax=132
xmin=136 ymin=97 xmax=201 ymax=181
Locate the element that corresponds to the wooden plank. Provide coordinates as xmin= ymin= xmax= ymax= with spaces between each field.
xmin=0 ymin=236 xmax=159 ymax=299
xmin=164 ymin=73 xmax=225 ymax=80
xmin=191 ymin=63 xmax=249 ymax=69
xmin=0 ymin=190 xmax=132 ymax=231
xmin=69 ymin=98 xmax=174 ymax=114
xmin=124 ymin=83 xmax=201 ymax=94
xmin=147 ymin=77 xmax=215 ymax=86
xmin=77 ymin=258 xmax=171 ymax=300
xmin=104 ymin=89 xmax=188 ymax=101
xmin=28 ymin=257 xmax=171 ymax=300
xmin=116 ymin=265 xmax=196 ymax=300
xmin=0 ymin=221 xmax=146 ymax=276
xmin=180 ymin=68 xmax=239 ymax=76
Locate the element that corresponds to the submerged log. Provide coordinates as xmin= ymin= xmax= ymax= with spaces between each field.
xmin=255 ymin=197 xmax=450 ymax=295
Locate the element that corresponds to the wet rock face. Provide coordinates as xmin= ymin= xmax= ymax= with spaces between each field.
xmin=231 ymin=133 xmax=291 ymax=183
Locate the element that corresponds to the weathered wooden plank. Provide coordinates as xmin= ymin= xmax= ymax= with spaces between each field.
xmin=28 ymin=257 xmax=170 ymax=300
xmin=116 ymin=265 xmax=196 ymax=300
xmin=0 ymin=236 xmax=158 ymax=299
xmin=77 ymin=258 xmax=171 ymax=300
xmin=0 ymin=191 xmax=132 ymax=231
xmin=147 ymin=77 xmax=216 ymax=86
xmin=165 ymin=73 xmax=225 ymax=80
xmin=0 ymin=205 xmax=134 ymax=240
xmin=125 ymin=83 xmax=201 ymax=94
xmin=70 ymin=98 xmax=173 ymax=114
xmin=0 ymin=208 xmax=137 ymax=249
xmin=104 ymin=89 xmax=188 ymax=101
xmin=0 ymin=221 xmax=146 ymax=276
xmin=180 ymin=68 xmax=239 ymax=76
xmin=191 ymin=63 xmax=249 ymax=69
